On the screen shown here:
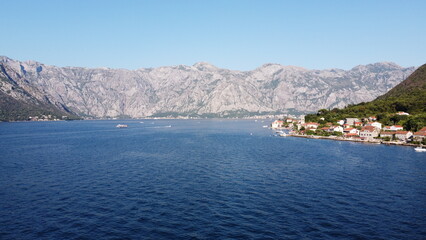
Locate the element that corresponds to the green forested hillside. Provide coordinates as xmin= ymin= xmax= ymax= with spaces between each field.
xmin=305 ymin=64 xmax=426 ymax=131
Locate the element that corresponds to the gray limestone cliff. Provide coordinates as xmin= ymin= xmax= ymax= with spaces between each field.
xmin=0 ymin=56 xmax=416 ymax=118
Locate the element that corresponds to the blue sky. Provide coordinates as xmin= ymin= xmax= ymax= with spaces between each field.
xmin=1 ymin=0 xmax=425 ymax=70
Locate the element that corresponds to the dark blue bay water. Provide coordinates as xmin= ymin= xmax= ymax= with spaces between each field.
xmin=0 ymin=119 xmax=425 ymax=239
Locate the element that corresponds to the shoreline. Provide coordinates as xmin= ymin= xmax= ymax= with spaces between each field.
xmin=1 ymin=118 xmax=275 ymax=123
xmin=1 ymin=117 xmax=275 ymax=122
xmin=287 ymin=134 xmax=418 ymax=147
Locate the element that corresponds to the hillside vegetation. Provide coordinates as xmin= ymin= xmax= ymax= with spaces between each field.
xmin=305 ymin=64 xmax=426 ymax=131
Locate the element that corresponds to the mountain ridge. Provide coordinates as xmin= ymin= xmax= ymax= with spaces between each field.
xmin=0 ymin=56 xmax=416 ymax=119
xmin=0 ymin=56 xmax=412 ymax=73
xmin=0 ymin=63 xmax=80 ymax=121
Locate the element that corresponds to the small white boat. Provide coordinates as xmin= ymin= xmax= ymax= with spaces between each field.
xmin=414 ymin=147 xmax=426 ymax=152
xmin=262 ymin=125 xmax=269 ymax=128
xmin=116 ymin=124 xmax=128 ymax=128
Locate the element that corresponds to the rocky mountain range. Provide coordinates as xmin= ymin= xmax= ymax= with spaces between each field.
xmin=0 ymin=56 xmax=416 ymax=119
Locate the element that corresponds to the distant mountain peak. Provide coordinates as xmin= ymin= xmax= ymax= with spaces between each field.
xmin=0 ymin=56 xmax=13 ymax=63
xmin=193 ymin=62 xmax=218 ymax=70
xmin=261 ymin=63 xmax=283 ymax=68
xmin=257 ymin=63 xmax=308 ymax=74
xmin=351 ymin=62 xmax=404 ymax=72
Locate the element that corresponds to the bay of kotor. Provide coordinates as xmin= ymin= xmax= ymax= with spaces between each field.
xmin=1 ymin=120 xmax=425 ymax=239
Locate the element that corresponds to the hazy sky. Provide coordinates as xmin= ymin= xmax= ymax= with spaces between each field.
xmin=1 ymin=0 xmax=425 ymax=70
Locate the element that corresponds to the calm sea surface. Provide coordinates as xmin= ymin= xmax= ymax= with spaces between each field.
xmin=0 ymin=120 xmax=425 ymax=239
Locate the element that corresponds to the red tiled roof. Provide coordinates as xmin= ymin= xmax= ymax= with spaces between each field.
xmin=413 ymin=131 xmax=426 ymax=136
xmin=362 ymin=126 xmax=376 ymax=131
xmin=395 ymin=131 xmax=409 ymax=135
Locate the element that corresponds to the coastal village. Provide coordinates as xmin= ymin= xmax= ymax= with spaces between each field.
xmin=271 ymin=112 xmax=426 ymax=146
xmin=28 ymin=115 xmax=69 ymax=121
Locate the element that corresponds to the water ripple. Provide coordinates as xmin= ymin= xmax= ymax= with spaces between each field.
xmin=0 ymin=120 xmax=425 ymax=239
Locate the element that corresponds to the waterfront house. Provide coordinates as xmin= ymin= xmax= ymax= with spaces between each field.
xmin=332 ymin=126 xmax=344 ymax=133
xmin=366 ymin=122 xmax=382 ymax=130
xmin=383 ymin=125 xmax=404 ymax=131
xmin=359 ymin=126 xmax=379 ymax=140
xmin=392 ymin=125 xmax=403 ymax=131
xmin=305 ymin=122 xmax=320 ymax=129
xmin=345 ymin=133 xmax=359 ymax=138
xmin=271 ymin=120 xmax=284 ymax=129
xmin=413 ymin=128 xmax=426 ymax=141
xmin=393 ymin=125 xmax=404 ymax=131
xmin=344 ymin=128 xmax=359 ymax=135
xmin=320 ymin=127 xmax=331 ymax=132
xmin=394 ymin=131 xmax=413 ymax=141
xmin=306 ymin=127 xmax=317 ymax=132
xmin=354 ymin=121 xmax=363 ymax=127
xmin=368 ymin=116 xmax=377 ymax=121
xmin=345 ymin=118 xmax=360 ymax=126
xmin=380 ymin=132 xmax=394 ymax=139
